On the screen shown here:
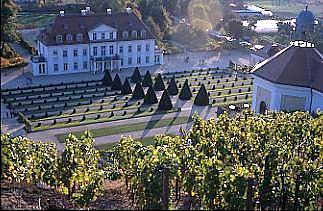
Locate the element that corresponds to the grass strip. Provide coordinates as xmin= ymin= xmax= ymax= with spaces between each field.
xmin=56 ymin=116 xmax=191 ymax=143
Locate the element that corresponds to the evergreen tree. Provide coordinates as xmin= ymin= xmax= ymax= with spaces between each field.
xmin=121 ymin=78 xmax=132 ymax=95
xmin=144 ymin=86 xmax=158 ymax=105
xmin=194 ymin=84 xmax=209 ymax=106
xmin=167 ymin=76 xmax=178 ymax=95
xmin=1 ymin=0 xmax=19 ymax=52
xmin=153 ymin=73 xmax=165 ymax=91
xmin=158 ymin=89 xmax=173 ymax=111
xmin=179 ymin=79 xmax=192 ymax=100
xmin=131 ymin=67 xmax=142 ymax=83
xmin=142 ymin=71 xmax=153 ymax=87
xmin=102 ymin=69 xmax=112 ymax=86
xmin=111 ymin=73 xmax=122 ymax=90
xmin=132 ymin=82 xmax=145 ymax=99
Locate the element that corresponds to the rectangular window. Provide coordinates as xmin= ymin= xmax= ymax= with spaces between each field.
xmin=128 ymin=57 xmax=132 ymax=65
xmin=93 ymin=47 xmax=97 ymax=56
xmin=54 ymin=64 xmax=59 ymax=72
xmin=83 ymin=61 xmax=88 ymax=69
xmin=128 ymin=45 xmax=132 ymax=53
xmin=109 ymin=32 xmax=113 ymax=40
xmin=137 ymin=45 xmax=141 ymax=52
xmin=137 ymin=57 xmax=141 ymax=64
xmin=53 ymin=50 xmax=58 ymax=56
xmin=64 ymin=63 xmax=68 ymax=71
xmin=146 ymin=56 xmax=150 ymax=64
xmin=73 ymin=49 xmax=78 ymax=57
xmin=101 ymin=32 xmax=105 ymax=40
xmin=63 ymin=50 xmax=67 ymax=57
xmin=83 ymin=49 xmax=87 ymax=56
xmin=109 ymin=45 xmax=114 ymax=55
xmin=93 ymin=32 xmax=97 ymax=40
xmin=74 ymin=62 xmax=78 ymax=70
xmin=101 ymin=46 xmax=106 ymax=56
xmin=146 ymin=44 xmax=150 ymax=51
xmin=119 ymin=46 xmax=123 ymax=54
xmin=120 ymin=58 xmax=123 ymax=66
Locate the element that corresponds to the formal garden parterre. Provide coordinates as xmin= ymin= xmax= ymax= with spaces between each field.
xmin=1 ymin=67 xmax=253 ymax=132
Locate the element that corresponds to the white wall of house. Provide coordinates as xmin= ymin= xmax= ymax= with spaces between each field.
xmin=32 ymin=37 xmax=161 ymax=76
xmin=252 ymin=75 xmax=323 ymax=113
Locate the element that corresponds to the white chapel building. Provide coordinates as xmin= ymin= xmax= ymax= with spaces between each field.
xmin=251 ymin=41 xmax=323 ymax=113
xmin=31 ymin=7 xmax=163 ymax=76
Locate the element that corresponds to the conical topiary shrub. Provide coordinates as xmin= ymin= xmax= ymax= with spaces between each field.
xmin=102 ymin=70 xmax=112 ymax=86
xmin=179 ymin=79 xmax=192 ymax=100
xmin=121 ymin=78 xmax=132 ymax=95
xmin=142 ymin=71 xmax=153 ymax=87
xmin=158 ymin=89 xmax=173 ymax=111
xmin=131 ymin=67 xmax=142 ymax=83
xmin=167 ymin=76 xmax=178 ymax=96
xmin=111 ymin=73 xmax=122 ymax=90
xmin=153 ymin=73 xmax=165 ymax=91
xmin=194 ymin=84 xmax=209 ymax=106
xmin=132 ymin=82 xmax=145 ymax=99
xmin=144 ymin=86 xmax=158 ymax=105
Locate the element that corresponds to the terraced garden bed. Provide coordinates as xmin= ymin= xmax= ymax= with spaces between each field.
xmin=2 ymin=68 xmax=253 ymax=132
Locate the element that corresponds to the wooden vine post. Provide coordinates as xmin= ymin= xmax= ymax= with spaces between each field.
xmin=162 ymin=168 xmax=170 ymax=210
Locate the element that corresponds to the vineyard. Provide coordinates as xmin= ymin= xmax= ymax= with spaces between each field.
xmin=1 ymin=111 xmax=322 ymax=209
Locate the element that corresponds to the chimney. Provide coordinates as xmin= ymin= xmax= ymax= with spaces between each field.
xmin=81 ymin=9 xmax=87 ymax=16
xmin=106 ymin=8 xmax=112 ymax=15
xmin=126 ymin=7 xmax=131 ymax=14
xmin=59 ymin=11 xmax=65 ymax=16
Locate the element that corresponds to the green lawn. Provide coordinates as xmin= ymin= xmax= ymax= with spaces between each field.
xmin=55 ymin=116 xmax=191 ymax=142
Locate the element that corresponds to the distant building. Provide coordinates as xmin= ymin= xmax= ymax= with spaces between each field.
xmin=251 ymin=41 xmax=323 ymax=113
xmin=232 ymin=4 xmax=273 ymax=19
xmin=31 ymin=8 xmax=163 ymax=76
xmin=292 ymin=6 xmax=316 ymax=42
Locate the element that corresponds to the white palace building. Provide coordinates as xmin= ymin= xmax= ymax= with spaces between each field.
xmin=31 ymin=7 xmax=163 ymax=76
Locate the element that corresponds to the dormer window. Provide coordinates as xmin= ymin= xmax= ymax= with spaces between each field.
xmin=76 ymin=33 xmax=83 ymax=41
xmin=141 ymin=30 xmax=146 ymax=39
xmin=93 ymin=32 xmax=97 ymax=40
xmin=56 ymin=35 xmax=63 ymax=43
xmin=101 ymin=32 xmax=105 ymax=40
xmin=131 ymin=31 xmax=137 ymax=39
xmin=122 ymin=31 xmax=129 ymax=39
xmin=66 ymin=34 xmax=73 ymax=41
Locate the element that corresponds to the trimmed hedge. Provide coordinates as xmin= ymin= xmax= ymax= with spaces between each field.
xmin=144 ymin=86 xmax=158 ymax=105
xmin=132 ymin=82 xmax=145 ymax=99
xmin=179 ymin=79 xmax=192 ymax=100
xmin=131 ymin=67 xmax=142 ymax=83
xmin=142 ymin=71 xmax=153 ymax=87
xmin=194 ymin=84 xmax=209 ymax=106
xmin=111 ymin=73 xmax=122 ymax=90
xmin=167 ymin=76 xmax=178 ymax=96
xmin=121 ymin=78 xmax=132 ymax=95
xmin=102 ymin=70 xmax=113 ymax=86
xmin=153 ymin=73 xmax=165 ymax=91
xmin=158 ymin=90 xmax=173 ymax=111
